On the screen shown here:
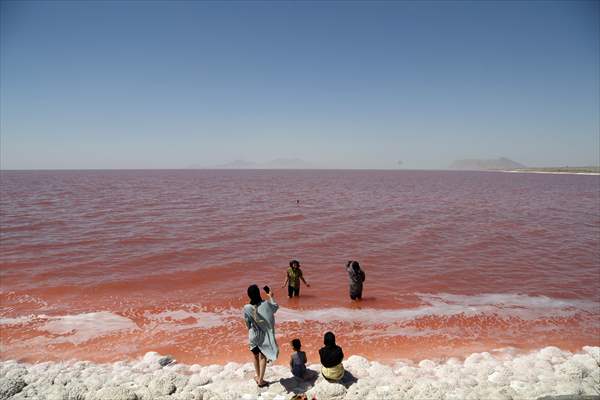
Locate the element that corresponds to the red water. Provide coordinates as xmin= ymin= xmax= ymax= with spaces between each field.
xmin=1 ymin=170 xmax=598 ymax=365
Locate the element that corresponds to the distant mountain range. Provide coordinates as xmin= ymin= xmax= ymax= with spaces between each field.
xmin=449 ymin=157 xmax=526 ymax=170
xmin=190 ymin=158 xmax=315 ymax=169
xmin=188 ymin=157 xmax=527 ymax=170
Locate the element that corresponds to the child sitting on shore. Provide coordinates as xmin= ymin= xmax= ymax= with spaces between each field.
xmin=290 ymin=338 xmax=307 ymax=379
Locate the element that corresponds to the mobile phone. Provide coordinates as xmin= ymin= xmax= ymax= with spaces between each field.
xmin=263 ymin=286 xmax=270 ymax=294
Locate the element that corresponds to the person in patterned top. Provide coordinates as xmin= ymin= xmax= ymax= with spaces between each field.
xmin=282 ymin=259 xmax=310 ymax=298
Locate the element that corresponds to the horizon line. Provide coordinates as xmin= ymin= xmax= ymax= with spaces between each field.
xmin=1 ymin=166 xmax=598 ymax=172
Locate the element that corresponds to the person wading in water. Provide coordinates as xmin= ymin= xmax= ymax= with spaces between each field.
xmin=282 ymin=260 xmax=310 ymax=298
xmin=345 ymin=260 xmax=366 ymax=300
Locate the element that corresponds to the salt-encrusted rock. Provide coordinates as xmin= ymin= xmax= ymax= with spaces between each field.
xmin=189 ymin=373 xmax=211 ymax=387
xmin=205 ymin=365 xmax=223 ymax=375
xmin=93 ymin=386 xmax=138 ymax=400
xmin=201 ymin=389 xmax=226 ymax=400
xmin=137 ymin=352 xmax=164 ymax=371
xmin=237 ymin=363 xmax=255 ymax=374
xmin=539 ymin=347 xmax=567 ymax=362
xmin=344 ymin=380 xmax=374 ymax=400
xmin=464 ymin=352 xmax=485 ymax=368
xmin=2 ymin=347 xmax=600 ymax=400
xmin=4 ymin=367 xmax=27 ymax=381
xmin=189 ymin=386 xmax=207 ymax=399
xmin=418 ymin=359 xmax=436 ymax=370
xmin=0 ymin=361 xmax=19 ymax=379
xmin=583 ymin=346 xmax=600 ymax=362
xmin=53 ymin=372 xmax=75 ymax=387
xmin=571 ymin=354 xmax=599 ymax=377
xmin=486 ymin=383 xmax=520 ymax=399
xmin=170 ymin=391 xmax=197 ymax=400
xmin=405 ymin=381 xmax=445 ymax=400
xmin=147 ymin=371 xmax=188 ymax=396
xmin=509 ymin=379 xmax=531 ymax=396
xmin=82 ymin=376 xmax=104 ymax=392
xmin=581 ymin=376 xmax=600 ymax=396
xmin=0 ymin=376 xmax=27 ymax=399
xmin=134 ymin=386 xmax=154 ymax=400
xmin=556 ymin=360 xmax=585 ymax=381
xmin=29 ymin=361 xmax=51 ymax=375
xmin=365 ymin=386 xmax=403 ymax=400
xmin=148 ymin=376 xmax=177 ymax=396
xmin=142 ymin=352 xmax=161 ymax=364
xmin=19 ymin=384 xmax=40 ymax=399
xmin=537 ymin=396 xmax=600 ymax=400
xmin=190 ymin=364 xmax=202 ymax=373
xmin=367 ymin=362 xmax=394 ymax=383
xmin=306 ymin=379 xmax=346 ymax=400
xmin=65 ymin=382 xmax=88 ymax=400
xmin=488 ymin=366 xmax=512 ymax=386
xmin=46 ymin=384 xmax=68 ymax=400
xmin=264 ymin=381 xmax=286 ymax=395
xmin=133 ymin=373 xmax=152 ymax=387
xmin=345 ymin=355 xmax=370 ymax=378
xmin=553 ymin=380 xmax=589 ymax=396
xmin=222 ymin=362 xmax=240 ymax=373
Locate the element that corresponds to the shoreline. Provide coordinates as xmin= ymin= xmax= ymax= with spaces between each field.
xmin=500 ymin=170 xmax=600 ymax=176
xmin=1 ymin=346 xmax=598 ymax=400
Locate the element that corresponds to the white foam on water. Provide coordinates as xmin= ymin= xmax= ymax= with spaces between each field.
xmin=275 ymin=292 xmax=598 ymax=325
xmin=419 ymin=292 xmax=598 ymax=313
xmin=2 ymin=293 xmax=596 ymax=344
xmin=4 ymin=292 xmax=594 ymax=330
xmin=0 ymin=314 xmax=39 ymax=325
xmin=1 ymin=346 xmax=598 ymax=400
xmin=40 ymin=311 xmax=139 ymax=344
xmin=143 ymin=309 xmax=235 ymax=330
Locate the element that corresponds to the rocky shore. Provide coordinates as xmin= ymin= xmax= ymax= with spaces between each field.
xmin=1 ymin=347 xmax=598 ymax=400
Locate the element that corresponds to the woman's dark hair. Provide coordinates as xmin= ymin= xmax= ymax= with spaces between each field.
xmin=289 ymin=260 xmax=300 ymax=268
xmin=247 ymin=284 xmax=263 ymax=306
xmin=291 ymin=338 xmax=301 ymax=350
xmin=347 ymin=260 xmax=360 ymax=273
xmin=324 ymin=331 xmax=336 ymax=346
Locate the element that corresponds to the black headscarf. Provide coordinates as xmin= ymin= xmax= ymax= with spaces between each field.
xmin=319 ymin=331 xmax=344 ymax=367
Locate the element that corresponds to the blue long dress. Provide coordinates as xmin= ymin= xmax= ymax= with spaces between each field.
xmin=243 ymin=297 xmax=279 ymax=361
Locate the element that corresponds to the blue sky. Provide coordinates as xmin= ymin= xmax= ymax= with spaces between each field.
xmin=1 ymin=0 xmax=598 ymax=169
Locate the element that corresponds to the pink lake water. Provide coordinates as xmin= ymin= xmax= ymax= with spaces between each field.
xmin=1 ymin=170 xmax=598 ymax=365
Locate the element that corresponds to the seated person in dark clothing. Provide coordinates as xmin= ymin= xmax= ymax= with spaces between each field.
xmin=318 ymin=331 xmax=344 ymax=382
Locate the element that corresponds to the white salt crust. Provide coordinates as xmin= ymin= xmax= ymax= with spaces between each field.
xmin=1 ymin=346 xmax=598 ymax=400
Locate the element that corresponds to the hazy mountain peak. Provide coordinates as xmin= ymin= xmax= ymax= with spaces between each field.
xmin=194 ymin=158 xmax=314 ymax=169
xmin=263 ymin=158 xmax=313 ymax=169
xmin=449 ymin=157 xmax=526 ymax=170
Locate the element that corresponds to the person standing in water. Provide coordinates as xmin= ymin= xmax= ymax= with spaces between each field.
xmin=345 ymin=260 xmax=366 ymax=300
xmin=282 ymin=259 xmax=310 ymax=298
xmin=243 ymin=284 xmax=279 ymax=387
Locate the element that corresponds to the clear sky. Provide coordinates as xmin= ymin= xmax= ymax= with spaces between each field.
xmin=1 ymin=0 xmax=598 ymax=169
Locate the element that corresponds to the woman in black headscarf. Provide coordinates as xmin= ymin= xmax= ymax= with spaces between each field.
xmin=318 ymin=331 xmax=344 ymax=382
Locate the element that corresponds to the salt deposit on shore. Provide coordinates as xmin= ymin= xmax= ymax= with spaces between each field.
xmin=1 ymin=346 xmax=598 ymax=400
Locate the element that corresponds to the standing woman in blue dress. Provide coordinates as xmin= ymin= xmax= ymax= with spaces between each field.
xmin=243 ymin=284 xmax=279 ymax=387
